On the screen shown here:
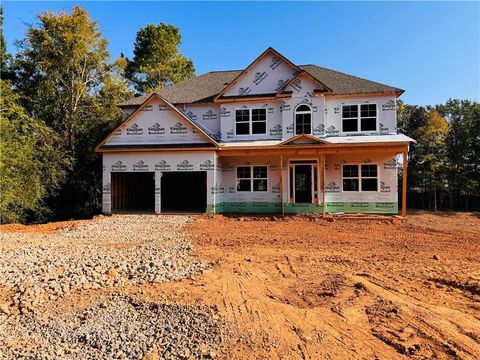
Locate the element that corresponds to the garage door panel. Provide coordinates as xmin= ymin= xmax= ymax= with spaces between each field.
xmin=161 ymin=172 xmax=207 ymax=213
xmin=112 ymin=172 xmax=155 ymax=211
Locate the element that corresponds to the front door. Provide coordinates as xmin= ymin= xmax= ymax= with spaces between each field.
xmin=295 ymin=165 xmax=312 ymax=203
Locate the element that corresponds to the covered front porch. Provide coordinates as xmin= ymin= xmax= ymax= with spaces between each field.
xmin=216 ymin=139 xmax=410 ymax=216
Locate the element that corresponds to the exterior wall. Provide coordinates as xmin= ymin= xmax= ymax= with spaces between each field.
xmin=224 ymin=53 xmax=298 ymax=96
xmin=219 ymin=101 xmax=283 ymax=141
xmin=106 ymin=98 xmax=209 ymax=145
xmin=216 ymin=156 xmax=282 ymax=213
xmin=281 ymin=97 xmax=325 ymax=140
xmin=180 ymin=103 xmax=221 ymax=138
xmin=324 ymin=153 xmax=398 ymax=214
xmin=102 ymin=151 xmax=217 ymax=214
xmin=102 ymin=150 xmax=399 ymax=215
xmin=324 ymin=95 xmax=397 ymax=137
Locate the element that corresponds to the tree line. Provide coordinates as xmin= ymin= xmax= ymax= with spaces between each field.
xmin=398 ymin=100 xmax=479 ymax=211
xmin=1 ymin=6 xmax=478 ymax=223
xmin=0 ymin=6 xmax=194 ymax=223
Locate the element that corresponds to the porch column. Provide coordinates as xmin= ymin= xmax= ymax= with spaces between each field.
xmin=402 ymin=148 xmax=408 ymax=218
xmin=317 ymin=158 xmax=321 ymax=205
xmin=321 ymin=155 xmax=326 ymax=218
xmin=279 ymin=154 xmax=284 ymax=217
xmin=155 ymin=171 xmax=163 ymax=214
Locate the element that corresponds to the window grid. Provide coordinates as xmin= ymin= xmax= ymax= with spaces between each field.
xmin=294 ymin=105 xmax=312 ymax=135
xmin=236 ymin=165 xmax=268 ymax=192
xmin=342 ymin=164 xmax=378 ymax=192
xmin=341 ymin=104 xmax=377 ymax=133
xmin=235 ymin=108 xmax=267 ymax=135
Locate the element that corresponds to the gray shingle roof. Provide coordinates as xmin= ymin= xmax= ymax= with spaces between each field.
xmin=118 ymin=65 xmax=403 ymax=107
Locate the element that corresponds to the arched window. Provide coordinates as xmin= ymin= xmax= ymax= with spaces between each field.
xmin=295 ymin=104 xmax=312 ymax=135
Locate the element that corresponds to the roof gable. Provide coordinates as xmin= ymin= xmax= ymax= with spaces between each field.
xmin=215 ymin=47 xmax=301 ymax=100
xmin=96 ymin=94 xmax=218 ymax=152
xmin=279 ymin=134 xmax=329 ymax=146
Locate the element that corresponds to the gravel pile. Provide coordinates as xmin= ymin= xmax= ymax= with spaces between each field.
xmin=1 ymin=295 xmax=227 ymax=359
xmin=0 ymin=215 xmax=210 ymax=313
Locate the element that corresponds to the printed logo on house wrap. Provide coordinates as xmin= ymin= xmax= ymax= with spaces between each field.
xmin=158 ymin=104 xmax=171 ymax=111
xmin=290 ymin=79 xmax=302 ymax=92
xmin=220 ymin=107 xmax=231 ymax=118
xmin=326 ymin=181 xmax=340 ymax=192
xmin=325 ymin=125 xmax=339 ymax=136
xmin=148 ymin=123 xmax=165 ymax=135
xmin=133 ymin=160 xmax=149 ymax=171
xmin=111 ymin=160 xmax=127 ymax=171
xmin=383 ymin=159 xmax=397 ymax=169
xmin=238 ymin=87 xmax=252 ymax=96
xmin=184 ymin=110 xmax=197 ymax=121
xmin=126 ymin=123 xmax=143 ymax=135
xmin=271 ymin=183 xmax=280 ymax=193
xmin=269 ymin=124 xmax=282 ymax=136
xmin=202 ymin=110 xmax=218 ymax=120
xmin=286 ymin=123 xmax=294 ymax=134
xmin=280 ymin=101 xmax=291 ymax=112
xmin=313 ymin=124 xmax=325 ymax=136
xmin=380 ymin=181 xmax=391 ymax=193
xmin=382 ymin=99 xmax=396 ymax=111
xmin=333 ymin=106 xmax=340 ymax=114
xmin=252 ymin=71 xmax=268 ymax=85
xmin=210 ymin=183 xmax=224 ymax=194
xmin=170 ymin=122 xmax=187 ymax=134
xmin=276 ymin=79 xmax=288 ymax=91
xmin=177 ymin=160 xmax=194 ymax=171
xmin=270 ymin=56 xmax=283 ymax=70
xmin=226 ymin=129 xmax=234 ymax=139
xmin=141 ymin=105 xmax=153 ymax=112
xmin=200 ymin=159 xmax=215 ymax=170
xmin=379 ymin=123 xmax=389 ymax=134
xmin=228 ymin=186 xmax=235 ymax=193
xmin=102 ymin=183 xmax=111 ymax=194
xmin=155 ymin=160 xmax=171 ymax=171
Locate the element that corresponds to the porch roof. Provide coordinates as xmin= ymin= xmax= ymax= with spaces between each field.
xmin=217 ymin=134 xmax=415 ymax=149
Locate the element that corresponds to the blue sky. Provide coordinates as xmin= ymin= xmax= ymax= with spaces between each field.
xmin=3 ymin=1 xmax=479 ymax=105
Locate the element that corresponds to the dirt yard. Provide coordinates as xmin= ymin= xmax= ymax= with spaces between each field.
xmin=1 ymin=212 xmax=479 ymax=359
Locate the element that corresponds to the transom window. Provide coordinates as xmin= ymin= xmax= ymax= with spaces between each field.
xmin=295 ymin=104 xmax=312 ymax=135
xmin=237 ymin=165 xmax=268 ymax=192
xmin=342 ymin=164 xmax=378 ymax=192
xmin=342 ymin=104 xmax=377 ymax=132
xmin=235 ymin=108 xmax=266 ymax=135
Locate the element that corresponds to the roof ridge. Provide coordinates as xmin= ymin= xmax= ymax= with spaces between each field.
xmin=301 ymin=64 xmax=404 ymax=91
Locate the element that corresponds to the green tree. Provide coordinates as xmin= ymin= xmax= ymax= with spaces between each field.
xmin=13 ymin=6 xmax=132 ymax=219
xmin=126 ymin=23 xmax=195 ymax=94
xmin=0 ymin=80 xmax=67 ymax=223
xmin=0 ymin=6 xmax=13 ymax=80
xmin=437 ymin=99 xmax=480 ymax=209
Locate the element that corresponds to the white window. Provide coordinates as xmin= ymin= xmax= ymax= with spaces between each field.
xmin=342 ymin=164 xmax=378 ymax=192
xmin=235 ymin=108 xmax=266 ymax=135
xmin=341 ymin=104 xmax=377 ymax=132
xmin=236 ymin=165 xmax=268 ymax=192
xmin=294 ymin=104 xmax=312 ymax=135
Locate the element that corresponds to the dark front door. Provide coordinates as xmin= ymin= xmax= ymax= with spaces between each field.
xmin=295 ymin=165 xmax=312 ymax=203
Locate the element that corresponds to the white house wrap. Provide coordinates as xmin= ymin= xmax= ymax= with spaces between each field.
xmin=97 ymin=47 xmax=414 ymax=215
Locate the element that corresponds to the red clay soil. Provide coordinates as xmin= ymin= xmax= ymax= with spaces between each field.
xmin=158 ymin=212 xmax=480 ymax=359
xmin=2 ymin=212 xmax=479 ymax=359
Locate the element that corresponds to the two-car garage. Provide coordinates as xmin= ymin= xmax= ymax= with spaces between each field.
xmin=111 ymin=172 xmax=207 ymax=213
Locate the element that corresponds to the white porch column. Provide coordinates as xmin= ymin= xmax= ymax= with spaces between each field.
xmin=155 ymin=171 xmax=163 ymax=214
xmin=102 ymin=171 xmax=112 ymax=214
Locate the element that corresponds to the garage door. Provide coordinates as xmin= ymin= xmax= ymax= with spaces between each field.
xmin=161 ymin=172 xmax=207 ymax=213
xmin=111 ymin=172 xmax=155 ymax=212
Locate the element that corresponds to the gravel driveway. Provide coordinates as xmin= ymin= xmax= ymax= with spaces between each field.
xmin=0 ymin=215 xmax=227 ymax=359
